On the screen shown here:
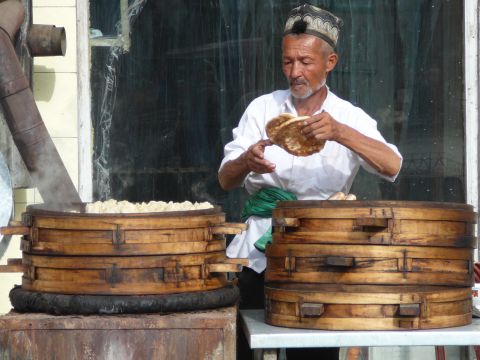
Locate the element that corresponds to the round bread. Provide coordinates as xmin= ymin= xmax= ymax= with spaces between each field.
xmin=266 ymin=113 xmax=326 ymax=156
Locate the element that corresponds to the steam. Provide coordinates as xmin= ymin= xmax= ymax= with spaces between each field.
xmin=28 ymin=142 xmax=80 ymax=204
xmin=94 ymin=0 xmax=148 ymax=200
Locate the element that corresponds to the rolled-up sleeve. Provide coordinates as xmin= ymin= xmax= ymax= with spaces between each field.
xmin=351 ymin=109 xmax=403 ymax=182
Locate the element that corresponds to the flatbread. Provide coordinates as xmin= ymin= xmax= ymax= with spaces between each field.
xmin=266 ymin=113 xmax=326 ymax=156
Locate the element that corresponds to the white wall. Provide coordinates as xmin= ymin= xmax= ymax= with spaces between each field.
xmin=0 ymin=0 xmax=79 ymax=314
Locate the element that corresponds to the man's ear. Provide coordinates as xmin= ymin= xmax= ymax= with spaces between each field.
xmin=326 ymin=53 xmax=338 ymax=73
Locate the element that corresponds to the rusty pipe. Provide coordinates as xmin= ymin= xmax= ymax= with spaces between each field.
xmin=0 ymin=0 xmax=81 ymax=204
xmin=0 ymin=1 xmax=25 ymax=40
xmin=27 ymin=24 xmax=66 ymax=57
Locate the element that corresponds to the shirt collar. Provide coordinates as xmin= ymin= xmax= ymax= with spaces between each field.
xmin=283 ymin=85 xmax=332 ymax=116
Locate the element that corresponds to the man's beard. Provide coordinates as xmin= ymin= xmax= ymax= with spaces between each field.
xmin=290 ymin=78 xmax=326 ymax=99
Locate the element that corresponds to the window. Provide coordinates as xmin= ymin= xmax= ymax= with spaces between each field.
xmin=89 ymin=0 xmax=465 ymax=220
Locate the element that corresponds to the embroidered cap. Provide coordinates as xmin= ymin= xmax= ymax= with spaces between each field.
xmin=284 ymin=3 xmax=343 ymax=48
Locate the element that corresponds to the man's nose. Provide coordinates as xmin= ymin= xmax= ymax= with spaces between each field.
xmin=289 ymin=61 xmax=301 ymax=79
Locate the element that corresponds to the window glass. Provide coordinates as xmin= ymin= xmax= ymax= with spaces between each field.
xmin=90 ymin=1 xmax=121 ymax=37
xmin=90 ymin=0 xmax=465 ymax=219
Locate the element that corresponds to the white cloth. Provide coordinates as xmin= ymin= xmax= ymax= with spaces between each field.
xmin=220 ymin=88 xmax=402 ymax=273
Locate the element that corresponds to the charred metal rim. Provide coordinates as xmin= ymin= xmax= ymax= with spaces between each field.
xmin=10 ymin=285 xmax=239 ymax=315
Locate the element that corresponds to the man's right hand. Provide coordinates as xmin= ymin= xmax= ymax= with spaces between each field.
xmin=243 ymin=139 xmax=275 ymax=174
xmin=218 ymin=139 xmax=275 ymax=191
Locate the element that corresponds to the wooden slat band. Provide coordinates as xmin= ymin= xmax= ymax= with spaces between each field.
xmin=22 ymin=240 xmax=226 ymax=256
xmin=0 ymin=226 xmax=30 ymax=236
xmin=265 ymin=284 xmax=471 ymax=304
xmin=0 ymin=265 xmax=23 ymax=273
xmin=267 ymin=245 xmax=473 ymax=287
xmin=273 ymin=232 xmax=392 ymax=245
xmin=22 ymin=252 xmax=227 ymax=269
xmin=22 ymin=278 xmax=231 ymax=295
xmin=210 ymin=223 xmax=247 ymax=235
xmin=21 ymin=254 xmax=237 ymax=294
xmin=32 ymin=228 xmax=216 ymax=245
xmin=275 ymin=218 xmax=473 ymax=233
xmin=31 ymin=213 xmax=226 ymax=230
xmin=273 ymin=207 xmax=476 ymax=222
xmin=266 ymin=243 xmax=472 ymax=260
xmin=393 ymin=234 xmax=477 ymax=248
xmin=265 ymin=271 xmax=473 ymax=286
xmin=273 ymin=232 xmax=477 ymax=248
xmin=265 ymin=313 xmax=472 ymax=331
xmin=0 ymin=259 xmax=23 ymax=272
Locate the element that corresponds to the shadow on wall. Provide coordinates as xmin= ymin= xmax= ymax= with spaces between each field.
xmin=31 ymin=65 xmax=55 ymax=101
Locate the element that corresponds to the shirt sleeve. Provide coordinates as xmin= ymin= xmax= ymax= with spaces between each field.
xmin=349 ymin=108 xmax=403 ymax=182
xmin=218 ymin=99 xmax=265 ymax=172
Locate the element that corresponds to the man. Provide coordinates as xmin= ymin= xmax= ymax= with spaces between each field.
xmin=219 ymin=4 xmax=402 ymax=357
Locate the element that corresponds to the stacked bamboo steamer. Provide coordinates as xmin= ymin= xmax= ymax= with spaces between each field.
xmin=264 ymin=200 xmax=476 ymax=330
xmin=7 ymin=203 xmax=247 ymax=296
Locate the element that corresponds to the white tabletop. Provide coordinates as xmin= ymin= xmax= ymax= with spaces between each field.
xmin=240 ymin=309 xmax=480 ymax=349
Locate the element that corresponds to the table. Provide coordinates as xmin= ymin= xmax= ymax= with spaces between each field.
xmin=240 ymin=309 xmax=480 ymax=360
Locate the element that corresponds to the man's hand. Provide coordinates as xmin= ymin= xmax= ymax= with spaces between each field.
xmin=301 ymin=111 xmax=345 ymax=143
xmin=218 ymin=139 xmax=274 ymax=191
xmin=299 ymin=111 xmax=401 ymax=177
xmin=243 ymin=139 xmax=275 ymax=174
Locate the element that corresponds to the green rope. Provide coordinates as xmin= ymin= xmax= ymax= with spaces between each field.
xmin=241 ymin=187 xmax=297 ymax=252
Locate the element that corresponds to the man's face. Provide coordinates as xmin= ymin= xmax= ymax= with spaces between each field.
xmin=282 ymin=34 xmax=337 ymax=99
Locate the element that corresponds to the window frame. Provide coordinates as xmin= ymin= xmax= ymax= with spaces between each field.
xmin=464 ymin=0 xmax=479 ymax=218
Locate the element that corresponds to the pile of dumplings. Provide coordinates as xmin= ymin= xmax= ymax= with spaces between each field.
xmin=85 ymin=199 xmax=214 ymax=214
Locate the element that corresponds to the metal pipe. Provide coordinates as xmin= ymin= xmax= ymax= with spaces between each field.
xmin=27 ymin=24 xmax=66 ymax=57
xmin=0 ymin=0 xmax=80 ymax=204
xmin=0 ymin=1 xmax=24 ymax=40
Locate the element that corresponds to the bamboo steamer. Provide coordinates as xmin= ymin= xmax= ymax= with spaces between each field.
xmin=272 ymin=200 xmax=476 ymax=248
xmin=1 ymin=203 xmax=248 ymax=296
xmin=265 ymin=283 xmax=472 ymax=330
xmin=22 ymin=252 xmax=238 ymax=295
xmin=13 ymin=203 xmax=246 ymax=256
xmin=266 ymin=243 xmax=473 ymax=286
xmin=266 ymin=200 xmax=476 ymax=287
xmin=264 ymin=200 xmax=476 ymax=330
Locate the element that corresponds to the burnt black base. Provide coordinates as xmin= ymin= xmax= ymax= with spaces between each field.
xmin=9 ymin=286 xmax=239 ymax=315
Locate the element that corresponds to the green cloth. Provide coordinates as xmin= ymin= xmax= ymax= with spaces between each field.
xmin=241 ymin=187 xmax=297 ymax=252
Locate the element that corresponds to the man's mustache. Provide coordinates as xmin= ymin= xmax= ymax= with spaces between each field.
xmin=290 ymin=79 xmax=309 ymax=86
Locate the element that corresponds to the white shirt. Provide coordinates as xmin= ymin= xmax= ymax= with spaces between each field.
xmin=219 ymin=88 xmax=402 ymax=273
